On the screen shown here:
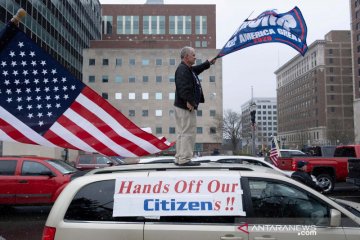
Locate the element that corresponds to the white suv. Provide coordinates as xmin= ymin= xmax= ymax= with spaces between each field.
xmin=42 ymin=164 xmax=360 ymax=240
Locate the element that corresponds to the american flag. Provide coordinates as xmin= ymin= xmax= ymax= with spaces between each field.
xmin=269 ymin=136 xmax=280 ymax=166
xmin=0 ymin=22 xmax=173 ymax=157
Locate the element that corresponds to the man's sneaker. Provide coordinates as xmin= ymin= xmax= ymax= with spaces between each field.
xmin=175 ymin=161 xmax=201 ymax=166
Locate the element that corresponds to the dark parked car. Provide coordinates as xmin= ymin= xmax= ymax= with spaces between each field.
xmin=0 ymin=156 xmax=78 ymax=205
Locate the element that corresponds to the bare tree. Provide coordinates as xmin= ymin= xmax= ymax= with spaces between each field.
xmin=214 ymin=109 xmax=242 ymax=152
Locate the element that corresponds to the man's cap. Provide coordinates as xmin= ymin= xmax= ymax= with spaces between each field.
xmin=297 ymin=160 xmax=308 ymax=168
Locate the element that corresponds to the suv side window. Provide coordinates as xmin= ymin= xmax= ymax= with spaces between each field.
xmin=96 ymin=156 xmax=109 ymax=164
xmin=248 ymin=179 xmax=330 ymax=225
xmin=0 ymin=160 xmax=17 ymax=175
xmin=64 ymin=180 xmax=142 ymax=222
xmin=78 ymin=155 xmax=92 ymax=164
xmin=21 ymin=161 xmax=52 ymax=176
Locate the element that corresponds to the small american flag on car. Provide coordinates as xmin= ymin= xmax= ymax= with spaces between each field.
xmin=269 ymin=136 xmax=280 ymax=166
xmin=0 ymin=21 xmax=173 ymax=157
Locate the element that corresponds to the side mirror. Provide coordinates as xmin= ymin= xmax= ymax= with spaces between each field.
xmin=107 ymin=160 xmax=114 ymax=166
xmin=330 ymin=209 xmax=341 ymax=227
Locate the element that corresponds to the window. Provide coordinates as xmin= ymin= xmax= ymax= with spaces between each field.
xmin=169 ymin=76 xmax=175 ymax=82
xmin=195 ymin=16 xmax=207 ymax=34
xmin=117 ymin=15 xmax=139 ymax=34
xmin=197 ymin=110 xmax=202 ymax=117
xmin=169 ymin=93 xmax=175 ymax=100
xmin=156 ymin=127 xmax=162 ymax=134
xmin=129 ymin=59 xmax=135 ymax=65
xmin=143 ymin=16 xmax=165 ymax=34
xmin=21 ymin=161 xmax=52 ymax=176
xmin=169 ymin=16 xmax=191 ymax=34
xmin=64 ymin=180 xmax=141 ymax=222
xmin=210 ymin=110 xmax=216 ymax=117
xmin=196 ymin=59 xmax=202 ymax=65
xmin=248 ymin=179 xmax=330 ymax=225
xmin=0 ymin=160 xmax=17 ymax=175
xmin=202 ymin=41 xmax=208 ymax=47
xmin=129 ymin=110 xmax=135 ymax=117
xmin=156 ymin=76 xmax=162 ymax=83
xmin=142 ymin=59 xmax=149 ymax=66
xmin=115 ymin=93 xmax=122 ymax=99
xmin=196 ymin=127 xmax=203 ymax=134
xmin=195 ymin=41 xmax=201 ymax=47
xmin=142 ymin=110 xmax=148 ymax=117
xmin=155 ymin=110 xmax=162 ymax=116
xmin=102 ymin=59 xmax=109 ymax=65
xmin=102 ymin=93 xmax=108 ymax=99
xmin=156 ymin=59 xmax=162 ymax=66
xmin=143 ymin=76 xmax=149 ymax=83
xmin=169 ymin=59 xmax=176 ymax=65
xmin=129 ymin=76 xmax=136 ymax=83
xmin=129 ymin=93 xmax=135 ymax=100
xmin=89 ymin=59 xmax=95 ymax=65
xmin=102 ymin=76 xmax=108 ymax=83
xmin=155 ymin=93 xmax=163 ymax=100
xmin=88 ymin=76 xmax=95 ymax=83
xmin=102 ymin=16 xmax=113 ymax=34
xmin=210 ymin=93 xmax=216 ymax=100
xmin=209 ymin=76 xmax=215 ymax=82
xmin=169 ymin=109 xmax=175 ymax=117
xmin=210 ymin=127 xmax=216 ymax=134
xmin=169 ymin=127 xmax=175 ymax=134
xmin=116 ymin=58 xmax=122 ymax=66
xmin=142 ymin=93 xmax=149 ymax=100
xmin=115 ymin=75 xmax=123 ymax=83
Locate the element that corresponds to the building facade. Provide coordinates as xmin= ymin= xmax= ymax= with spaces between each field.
xmin=241 ymin=97 xmax=278 ymax=153
xmin=0 ymin=0 xmax=101 ymax=158
xmin=275 ymin=31 xmax=353 ymax=148
xmin=83 ymin=3 xmax=222 ymax=155
xmin=350 ymin=0 xmax=360 ymax=143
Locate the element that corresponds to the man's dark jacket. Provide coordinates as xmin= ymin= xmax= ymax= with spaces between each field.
xmin=291 ymin=171 xmax=323 ymax=191
xmin=174 ymin=60 xmax=210 ymax=110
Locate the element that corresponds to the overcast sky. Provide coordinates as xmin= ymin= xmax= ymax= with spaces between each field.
xmin=100 ymin=0 xmax=351 ymax=112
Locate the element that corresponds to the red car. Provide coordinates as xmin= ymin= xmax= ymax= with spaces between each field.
xmin=0 ymin=156 xmax=79 ymax=205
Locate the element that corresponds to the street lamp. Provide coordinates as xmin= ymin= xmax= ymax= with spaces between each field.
xmin=250 ymin=102 xmax=257 ymax=156
xmin=281 ymin=136 xmax=286 ymax=149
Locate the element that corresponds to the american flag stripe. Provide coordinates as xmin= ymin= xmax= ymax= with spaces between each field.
xmin=42 ymin=129 xmax=79 ymax=150
xmin=69 ymin=101 xmax=150 ymax=156
xmin=0 ymin=118 xmax=36 ymax=144
xmin=55 ymin=114 xmax=120 ymax=156
xmin=0 ymin=105 xmax=55 ymax=147
xmin=79 ymin=88 xmax=170 ymax=153
xmin=48 ymin=121 xmax=98 ymax=153
xmin=62 ymin=109 xmax=137 ymax=157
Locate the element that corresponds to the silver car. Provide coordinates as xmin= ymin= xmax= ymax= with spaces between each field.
xmin=43 ymin=164 xmax=360 ymax=240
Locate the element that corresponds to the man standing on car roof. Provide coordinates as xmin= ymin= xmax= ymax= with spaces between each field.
xmin=291 ymin=161 xmax=324 ymax=192
xmin=173 ymin=46 xmax=216 ymax=166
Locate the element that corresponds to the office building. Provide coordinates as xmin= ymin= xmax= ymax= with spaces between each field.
xmin=275 ymin=31 xmax=353 ymax=148
xmin=83 ymin=3 xmax=223 ymax=155
xmin=350 ymin=0 xmax=360 ymax=143
xmin=241 ymin=97 xmax=278 ymax=152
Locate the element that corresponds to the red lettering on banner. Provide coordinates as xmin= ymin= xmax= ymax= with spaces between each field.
xmin=118 ymin=181 xmax=133 ymax=194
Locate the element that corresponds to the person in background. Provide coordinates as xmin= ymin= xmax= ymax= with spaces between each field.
xmin=291 ymin=161 xmax=324 ymax=192
xmin=173 ymin=46 xmax=216 ymax=166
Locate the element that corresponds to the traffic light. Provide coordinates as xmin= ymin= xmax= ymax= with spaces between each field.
xmin=250 ymin=110 xmax=256 ymax=126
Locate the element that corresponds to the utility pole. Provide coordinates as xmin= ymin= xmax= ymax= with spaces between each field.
xmin=250 ymin=87 xmax=257 ymax=156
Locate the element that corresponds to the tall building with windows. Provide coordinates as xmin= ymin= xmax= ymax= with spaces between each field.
xmin=350 ymin=0 xmax=360 ymax=143
xmin=241 ymin=98 xmax=278 ymax=153
xmin=0 ymin=0 xmax=101 ymax=158
xmin=275 ymin=31 xmax=353 ymax=148
xmin=83 ymin=3 xmax=222 ymax=155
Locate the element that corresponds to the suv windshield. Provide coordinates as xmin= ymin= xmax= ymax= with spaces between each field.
xmin=46 ymin=159 xmax=77 ymax=174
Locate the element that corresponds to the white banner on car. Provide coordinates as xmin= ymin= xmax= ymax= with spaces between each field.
xmin=113 ymin=173 xmax=245 ymax=217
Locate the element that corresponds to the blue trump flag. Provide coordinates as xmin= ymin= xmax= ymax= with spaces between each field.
xmin=217 ymin=7 xmax=308 ymax=57
xmin=0 ymin=20 xmax=173 ymax=157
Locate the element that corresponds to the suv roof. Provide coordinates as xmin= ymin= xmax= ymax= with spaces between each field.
xmin=86 ymin=162 xmax=283 ymax=175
